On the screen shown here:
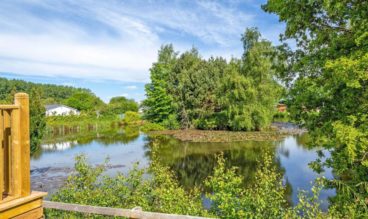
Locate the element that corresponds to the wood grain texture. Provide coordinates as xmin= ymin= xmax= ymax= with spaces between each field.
xmin=11 ymin=108 xmax=21 ymax=198
xmin=14 ymin=93 xmax=30 ymax=197
xmin=12 ymin=207 xmax=43 ymax=219
xmin=44 ymin=201 xmax=215 ymax=219
xmin=0 ymin=110 xmax=4 ymax=201
xmin=3 ymin=110 xmax=11 ymax=198
xmin=0 ymin=105 xmax=19 ymax=110
xmin=0 ymin=191 xmax=46 ymax=219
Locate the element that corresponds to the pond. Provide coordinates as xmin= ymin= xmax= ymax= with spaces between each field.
xmin=31 ymin=125 xmax=335 ymax=209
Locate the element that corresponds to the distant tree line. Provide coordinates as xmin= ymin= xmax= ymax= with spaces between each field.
xmin=143 ymin=28 xmax=283 ymax=131
xmin=0 ymin=77 xmax=138 ymax=154
xmin=0 ymin=77 xmax=91 ymax=103
xmin=0 ymin=77 xmax=138 ymax=114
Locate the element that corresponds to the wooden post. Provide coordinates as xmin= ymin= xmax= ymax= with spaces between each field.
xmin=0 ymin=110 xmax=3 ymax=201
xmin=3 ymin=110 xmax=11 ymax=197
xmin=14 ymin=93 xmax=31 ymax=197
xmin=11 ymin=104 xmax=21 ymax=198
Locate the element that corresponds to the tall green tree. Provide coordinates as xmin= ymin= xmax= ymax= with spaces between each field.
xmin=263 ymin=0 xmax=368 ymax=215
xmin=169 ymin=48 xmax=204 ymax=129
xmin=143 ymin=44 xmax=177 ymax=123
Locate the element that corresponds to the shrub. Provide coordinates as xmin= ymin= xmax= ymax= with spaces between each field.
xmin=46 ymin=148 xmax=361 ymax=218
xmin=205 ymin=153 xmax=290 ymax=218
xmin=194 ymin=117 xmax=217 ymax=130
xmin=140 ymin=122 xmax=165 ymax=132
xmin=161 ymin=114 xmax=180 ymax=130
xmin=122 ymin=111 xmax=141 ymax=125
xmin=47 ymin=150 xmax=207 ymax=218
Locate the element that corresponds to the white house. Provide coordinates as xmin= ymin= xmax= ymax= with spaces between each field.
xmin=45 ymin=104 xmax=80 ymax=116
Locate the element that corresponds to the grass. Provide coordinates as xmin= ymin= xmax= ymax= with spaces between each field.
xmin=46 ymin=115 xmax=120 ymax=131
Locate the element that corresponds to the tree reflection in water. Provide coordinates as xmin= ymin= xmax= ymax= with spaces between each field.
xmin=145 ymin=135 xmax=294 ymax=205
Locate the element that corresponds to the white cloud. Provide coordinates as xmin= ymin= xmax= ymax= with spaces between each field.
xmin=124 ymin=85 xmax=138 ymax=90
xmin=0 ymin=0 xmax=160 ymax=82
xmin=0 ymin=0 xmax=273 ymax=83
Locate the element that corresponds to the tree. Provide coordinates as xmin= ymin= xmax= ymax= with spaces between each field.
xmin=144 ymin=29 xmax=281 ymax=131
xmin=263 ymin=0 xmax=368 ymax=215
xmin=143 ymin=44 xmax=177 ymax=123
xmin=64 ymin=91 xmax=104 ymax=112
xmin=0 ymin=77 xmax=92 ymax=103
xmin=29 ymin=87 xmax=46 ymax=154
xmin=168 ymin=48 xmax=204 ymax=129
xmin=107 ymin=96 xmax=138 ymax=114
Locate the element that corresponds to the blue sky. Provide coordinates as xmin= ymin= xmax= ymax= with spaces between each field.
xmin=0 ymin=0 xmax=285 ymax=102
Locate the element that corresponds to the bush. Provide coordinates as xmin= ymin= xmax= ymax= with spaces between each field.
xmin=47 ymin=148 xmax=361 ymax=218
xmin=140 ymin=122 xmax=165 ymax=132
xmin=205 ymin=153 xmax=290 ymax=218
xmin=122 ymin=111 xmax=141 ymax=125
xmin=273 ymin=111 xmax=290 ymax=123
xmin=161 ymin=114 xmax=180 ymax=130
xmin=194 ymin=117 xmax=217 ymax=130
xmin=47 ymin=150 xmax=207 ymax=218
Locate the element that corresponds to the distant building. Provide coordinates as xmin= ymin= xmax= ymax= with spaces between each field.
xmin=45 ymin=104 xmax=80 ymax=116
xmin=276 ymin=103 xmax=287 ymax=112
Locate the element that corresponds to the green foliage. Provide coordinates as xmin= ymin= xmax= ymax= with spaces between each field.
xmin=263 ymin=0 xmax=368 ymax=215
xmin=46 ymin=114 xmax=118 ymax=130
xmin=121 ymin=111 xmax=141 ymax=125
xmin=102 ymin=96 xmax=138 ymax=116
xmin=140 ymin=122 xmax=165 ymax=132
xmin=48 ymin=150 xmax=358 ymax=218
xmin=64 ymin=91 xmax=104 ymax=112
xmin=29 ymin=87 xmax=46 ymax=154
xmin=144 ymin=29 xmax=282 ymax=131
xmin=273 ymin=111 xmax=290 ymax=122
xmin=161 ymin=114 xmax=180 ymax=130
xmin=205 ymin=153 xmax=289 ymax=218
xmin=205 ymin=154 xmax=361 ymax=219
xmin=47 ymin=150 xmax=207 ymax=218
xmin=0 ymin=77 xmax=91 ymax=103
xmin=143 ymin=44 xmax=177 ymax=123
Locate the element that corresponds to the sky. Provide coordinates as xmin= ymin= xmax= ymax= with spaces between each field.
xmin=0 ymin=0 xmax=285 ymax=102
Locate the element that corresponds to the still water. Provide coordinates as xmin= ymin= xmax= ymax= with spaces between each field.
xmin=31 ymin=126 xmax=335 ymax=208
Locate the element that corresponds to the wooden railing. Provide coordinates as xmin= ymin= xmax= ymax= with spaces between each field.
xmin=0 ymin=93 xmax=30 ymax=203
xmin=44 ymin=201 xmax=214 ymax=219
xmin=0 ymin=93 xmax=46 ymax=219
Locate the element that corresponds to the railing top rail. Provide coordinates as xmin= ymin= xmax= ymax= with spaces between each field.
xmin=0 ymin=105 xmax=19 ymax=110
xmin=44 ymin=201 xmax=216 ymax=219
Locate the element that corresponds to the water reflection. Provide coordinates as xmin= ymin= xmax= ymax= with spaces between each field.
xmin=42 ymin=141 xmax=78 ymax=151
xmin=145 ymin=135 xmax=280 ymax=189
xmin=31 ymin=126 xmax=334 ymax=208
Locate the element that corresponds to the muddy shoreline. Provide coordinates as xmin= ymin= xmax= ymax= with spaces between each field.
xmin=150 ymin=122 xmax=306 ymax=142
xmin=31 ymin=164 xmax=125 ymax=199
